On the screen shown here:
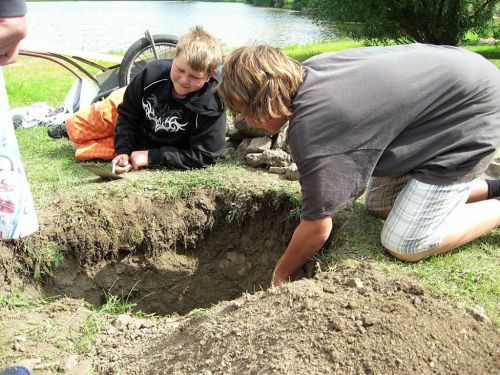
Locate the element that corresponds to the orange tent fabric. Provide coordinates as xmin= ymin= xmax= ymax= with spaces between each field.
xmin=65 ymin=87 xmax=126 ymax=161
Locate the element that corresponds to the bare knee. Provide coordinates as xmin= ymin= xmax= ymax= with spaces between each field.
xmin=381 ymin=234 xmax=434 ymax=262
xmin=386 ymin=248 xmax=427 ymax=262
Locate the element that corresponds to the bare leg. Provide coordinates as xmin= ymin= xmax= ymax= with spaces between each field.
xmin=467 ymin=180 xmax=489 ymax=203
xmin=389 ymin=198 xmax=500 ymax=262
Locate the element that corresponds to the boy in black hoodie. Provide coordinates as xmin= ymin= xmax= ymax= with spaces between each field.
xmin=112 ymin=25 xmax=225 ymax=173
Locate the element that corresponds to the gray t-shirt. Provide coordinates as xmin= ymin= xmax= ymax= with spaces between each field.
xmin=288 ymin=44 xmax=500 ymax=220
xmin=0 ymin=0 xmax=27 ymax=17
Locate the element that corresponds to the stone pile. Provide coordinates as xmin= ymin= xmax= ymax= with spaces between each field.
xmin=223 ymin=115 xmax=299 ymax=181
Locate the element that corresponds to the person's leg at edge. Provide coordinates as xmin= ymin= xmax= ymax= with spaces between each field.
xmin=0 ymin=68 xmax=38 ymax=239
xmin=381 ymin=178 xmax=500 ymax=262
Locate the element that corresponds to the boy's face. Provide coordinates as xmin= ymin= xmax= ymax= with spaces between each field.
xmin=245 ymin=115 xmax=287 ymax=134
xmin=170 ymin=56 xmax=213 ymax=98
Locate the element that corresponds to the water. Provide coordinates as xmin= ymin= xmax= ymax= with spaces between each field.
xmin=23 ymin=1 xmax=335 ymax=53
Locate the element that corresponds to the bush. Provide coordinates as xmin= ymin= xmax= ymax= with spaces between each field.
xmin=306 ymin=0 xmax=498 ymax=46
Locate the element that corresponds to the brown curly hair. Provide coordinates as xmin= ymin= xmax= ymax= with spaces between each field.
xmin=218 ymin=45 xmax=304 ymax=125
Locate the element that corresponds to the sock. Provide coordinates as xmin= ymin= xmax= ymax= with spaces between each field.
xmin=486 ymin=179 xmax=500 ymax=199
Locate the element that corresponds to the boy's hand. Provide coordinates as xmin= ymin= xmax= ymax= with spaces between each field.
xmin=112 ymin=154 xmax=132 ymax=174
xmin=271 ymin=262 xmax=290 ymax=287
xmin=0 ymin=16 xmax=27 ymax=66
xmin=130 ymin=150 xmax=149 ymax=170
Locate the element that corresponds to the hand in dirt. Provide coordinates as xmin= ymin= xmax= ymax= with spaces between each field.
xmin=270 ymin=262 xmax=290 ymax=287
xmin=0 ymin=16 xmax=27 ymax=66
xmin=112 ymin=154 xmax=132 ymax=174
xmin=130 ymin=150 xmax=149 ymax=170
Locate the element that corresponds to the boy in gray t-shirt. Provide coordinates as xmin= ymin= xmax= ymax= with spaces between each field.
xmin=219 ymin=43 xmax=500 ymax=286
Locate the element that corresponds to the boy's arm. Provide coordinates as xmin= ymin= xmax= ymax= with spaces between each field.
xmin=114 ymin=74 xmax=145 ymax=156
xmin=148 ymin=112 xmax=226 ymax=169
xmin=272 ymin=216 xmax=333 ymax=286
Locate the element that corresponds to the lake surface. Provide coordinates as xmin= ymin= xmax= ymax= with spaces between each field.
xmin=23 ymin=1 xmax=336 ymax=53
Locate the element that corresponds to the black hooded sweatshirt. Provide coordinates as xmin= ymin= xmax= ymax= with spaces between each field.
xmin=114 ymin=59 xmax=226 ymax=169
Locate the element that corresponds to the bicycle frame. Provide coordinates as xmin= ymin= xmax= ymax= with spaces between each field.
xmin=19 ymin=50 xmax=120 ymax=85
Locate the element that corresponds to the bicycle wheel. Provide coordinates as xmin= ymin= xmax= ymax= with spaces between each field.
xmin=118 ymin=34 xmax=178 ymax=87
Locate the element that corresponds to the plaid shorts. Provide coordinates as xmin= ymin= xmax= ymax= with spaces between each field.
xmin=364 ymin=175 xmax=474 ymax=255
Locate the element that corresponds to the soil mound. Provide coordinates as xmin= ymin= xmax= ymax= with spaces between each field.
xmin=94 ymin=263 xmax=499 ymax=375
xmin=1 ymin=187 xmax=498 ymax=374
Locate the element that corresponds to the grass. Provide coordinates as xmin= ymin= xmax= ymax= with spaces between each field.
xmin=0 ymin=290 xmax=56 ymax=310
xmin=466 ymin=44 xmax=500 ymax=68
xmin=283 ymin=39 xmax=363 ymax=61
xmin=4 ymin=55 xmax=115 ymax=108
xmin=74 ymin=289 xmax=141 ymax=355
xmin=2 ymin=39 xmax=500 ymax=327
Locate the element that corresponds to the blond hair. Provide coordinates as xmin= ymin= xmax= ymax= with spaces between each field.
xmin=218 ymin=45 xmax=304 ymax=124
xmin=175 ymin=25 xmax=223 ymax=74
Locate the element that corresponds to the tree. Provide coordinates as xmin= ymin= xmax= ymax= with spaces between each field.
xmin=306 ymin=0 xmax=498 ymax=45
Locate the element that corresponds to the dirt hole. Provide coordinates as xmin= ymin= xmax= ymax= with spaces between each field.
xmin=42 ymin=192 xmax=301 ymax=315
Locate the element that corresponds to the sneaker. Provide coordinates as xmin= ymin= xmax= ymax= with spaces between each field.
xmin=47 ymin=123 xmax=69 ymax=139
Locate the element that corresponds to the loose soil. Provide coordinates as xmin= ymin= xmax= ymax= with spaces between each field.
xmin=0 ymin=186 xmax=499 ymax=374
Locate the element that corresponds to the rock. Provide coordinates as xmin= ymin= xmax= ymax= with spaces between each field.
xmin=235 ymin=138 xmax=251 ymax=157
xmin=58 ymin=354 xmax=79 ymax=372
xmin=406 ymin=283 xmax=424 ymax=296
xmin=247 ymin=137 xmax=272 ymax=153
xmin=343 ymin=301 xmax=357 ymax=309
xmin=220 ymin=300 xmax=243 ymax=316
xmin=261 ymin=149 xmax=290 ymax=167
xmin=13 ymin=342 xmax=26 ymax=352
xmin=67 ymin=358 xmax=93 ymax=375
xmin=245 ymin=153 xmax=266 ymax=168
xmin=346 ymin=278 xmax=364 ymax=289
xmin=467 ymin=305 xmax=492 ymax=324
xmin=269 ymin=166 xmax=287 ymax=175
xmin=114 ymin=314 xmax=133 ymax=331
xmin=226 ymin=251 xmax=246 ymax=263
xmin=362 ymin=315 xmax=376 ymax=327
xmin=285 ymin=163 xmax=300 ymax=181
xmin=271 ymin=123 xmax=289 ymax=150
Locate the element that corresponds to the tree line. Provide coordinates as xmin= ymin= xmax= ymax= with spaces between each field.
xmin=247 ymin=0 xmax=499 ymax=46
